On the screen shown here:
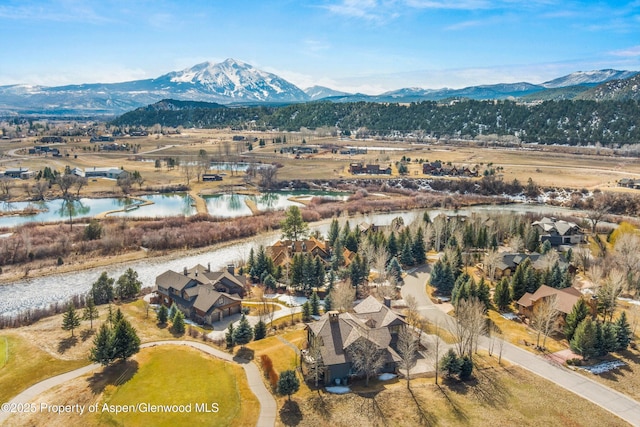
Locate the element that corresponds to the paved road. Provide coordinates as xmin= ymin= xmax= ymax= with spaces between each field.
xmin=401 ymin=265 xmax=640 ymax=427
xmin=0 ymin=340 xmax=276 ymax=427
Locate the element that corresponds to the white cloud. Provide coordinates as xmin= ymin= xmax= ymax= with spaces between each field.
xmin=609 ymin=45 xmax=640 ymax=57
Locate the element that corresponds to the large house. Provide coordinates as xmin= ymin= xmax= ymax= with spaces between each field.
xmin=349 ymin=163 xmax=391 ymax=175
xmin=517 ymin=284 xmax=583 ymax=322
xmin=532 ymin=217 xmax=585 ymax=246
xmin=83 ymin=167 xmax=127 ymax=179
xmin=304 ymin=296 xmax=407 ymax=385
xmin=155 ymin=264 xmax=246 ymax=325
xmin=267 ymin=237 xmax=355 ymax=268
xmin=491 ymin=252 xmax=571 ymax=279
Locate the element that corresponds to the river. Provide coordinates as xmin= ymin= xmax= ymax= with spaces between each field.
xmin=0 ymin=203 xmax=612 ymax=317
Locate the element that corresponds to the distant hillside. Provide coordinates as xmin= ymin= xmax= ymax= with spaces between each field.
xmin=577 ymin=74 xmax=640 ymax=101
xmin=113 ymin=98 xmax=640 ymax=146
xmin=519 ymin=85 xmax=591 ymax=102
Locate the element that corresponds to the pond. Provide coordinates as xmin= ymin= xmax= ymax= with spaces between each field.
xmin=108 ymin=194 xmax=196 ymax=218
xmin=0 ymin=194 xmax=197 ymax=227
xmin=204 ymin=191 xmax=350 ymax=218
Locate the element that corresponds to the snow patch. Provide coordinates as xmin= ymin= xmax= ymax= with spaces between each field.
xmin=378 ymin=373 xmax=397 ymax=381
xmin=326 ymin=386 xmax=351 ymax=394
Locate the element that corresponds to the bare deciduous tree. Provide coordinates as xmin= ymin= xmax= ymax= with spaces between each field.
xmin=404 ymin=294 xmax=420 ymax=330
xmin=597 ymin=269 xmax=625 ymax=322
xmin=614 ymin=232 xmax=640 ymax=291
xmin=33 ymin=180 xmax=49 ymax=200
xmin=0 ymin=177 xmax=13 ymax=200
xmin=72 ymin=176 xmax=88 ymax=197
xmin=587 ymin=193 xmax=610 ymax=233
xmin=508 ymin=234 xmax=525 ymax=252
xmin=484 ymin=249 xmax=501 ymax=282
xmin=346 ymin=336 xmax=386 ymax=387
xmin=307 ymin=333 xmax=325 ymax=388
xmin=531 ymin=295 xmax=560 ymax=350
xmin=258 ymin=165 xmax=278 ymax=189
xmin=330 ymin=281 xmax=355 ymax=313
xmin=55 ymin=174 xmax=76 ymax=199
xmin=397 ymin=326 xmax=417 ymax=389
xmin=454 ymin=297 xmax=487 ymax=357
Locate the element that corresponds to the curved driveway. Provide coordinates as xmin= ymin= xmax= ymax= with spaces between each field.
xmin=0 ymin=340 xmax=276 ymax=427
xmin=402 ymin=265 xmax=640 ymax=427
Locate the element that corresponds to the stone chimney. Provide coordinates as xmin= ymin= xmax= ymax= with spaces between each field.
xmin=383 ymin=297 xmax=391 ymax=308
xmin=227 ymin=264 xmax=235 ymax=275
xmin=328 ymin=311 xmax=339 ymax=323
xmin=207 ymin=262 xmax=211 ymax=273
xmin=183 ymin=267 xmax=187 ymax=276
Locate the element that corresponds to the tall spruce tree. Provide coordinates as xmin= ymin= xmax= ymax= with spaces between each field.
xmin=233 ymin=314 xmax=254 ymax=348
xmin=91 ymin=271 xmax=114 ymax=305
xmin=254 ymin=319 xmax=267 ymax=341
xmin=615 ymin=311 xmax=632 ymax=351
xmin=493 ymin=277 xmax=512 ymax=310
xmin=564 ymin=298 xmax=589 ymax=341
xmin=112 ymin=315 xmax=140 ymax=361
xmin=62 ymin=303 xmax=81 ymax=337
xmin=90 ymin=323 xmax=115 ymax=366
xmin=309 ymin=291 xmax=320 ymax=316
xmin=570 ymin=317 xmax=597 ymax=360
xmin=83 ymin=297 xmax=99 ymax=330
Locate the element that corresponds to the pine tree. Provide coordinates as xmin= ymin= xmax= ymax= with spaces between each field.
xmin=172 ymin=310 xmax=186 ymax=335
xmin=510 ymin=263 xmax=527 ymax=301
xmin=597 ymin=322 xmax=618 ymax=356
xmin=400 ymin=240 xmax=415 ymax=266
xmin=115 ymin=268 xmax=142 ymax=300
xmin=90 ymin=323 xmax=115 ymax=366
xmin=225 ymin=323 xmax=235 ymax=349
xmin=570 ymin=317 xmax=597 ymax=360
xmin=277 ymin=370 xmax=300 ymax=401
xmin=328 ymin=218 xmax=340 ymax=247
xmin=254 ymin=320 xmax=267 ymax=341
xmin=387 ymin=232 xmax=398 ymax=258
xmin=387 ymin=257 xmax=403 ymax=284
xmin=314 ymin=257 xmax=325 ymax=290
xmin=309 ymin=291 xmax=320 ymax=316
xmin=494 ymin=277 xmax=512 ymax=311
xmin=476 ymin=277 xmax=491 ymax=309
xmin=302 ymin=301 xmax=311 ymax=322
xmin=233 ymin=314 xmax=254 ymax=348
xmin=157 ymin=305 xmax=169 ymax=325
xmin=83 ymin=297 xmax=99 ymax=330
xmin=615 ymin=311 xmax=632 ymax=351
xmin=112 ymin=316 xmax=140 ymax=361
xmin=412 ymin=227 xmax=427 ymax=265
xmin=564 ymin=298 xmax=589 ymax=341
xmin=62 ymin=303 xmax=81 ymax=337
xmin=324 ymin=293 xmax=333 ymax=312
xmin=91 ymin=271 xmax=114 ymax=304
xmin=459 ymin=355 xmax=474 ymax=380
xmin=440 ymin=349 xmax=462 ymax=377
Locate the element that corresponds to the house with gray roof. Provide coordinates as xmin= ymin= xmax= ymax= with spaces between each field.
xmin=305 ymin=296 xmax=407 ymax=385
xmin=155 ymin=264 xmax=246 ymax=325
xmin=532 ymin=217 xmax=585 ymax=246
xmin=491 ymin=252 xmax=571 ymax=279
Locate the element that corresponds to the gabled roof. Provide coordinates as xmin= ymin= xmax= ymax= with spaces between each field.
xmin=193 ymin=287 xmax=240 ymax=314
xmin=517 ymin=284 xmax=582 ymax=314
xmin=155 ymin=270 xmax=194 ymax=292
xmin=307 ymin=296 xmax=407 ymax=367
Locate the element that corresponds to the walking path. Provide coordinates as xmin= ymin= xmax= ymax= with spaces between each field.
xmin=401 ymin=265 xmax=640 ymax=427
xmin=0 ymin=340 xmax=276 ymax=427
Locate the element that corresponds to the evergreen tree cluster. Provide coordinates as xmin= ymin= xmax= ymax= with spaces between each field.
xmin=113 ymin=99 xmax=640 ymax=146
xmin=90 ymin=308 xmax=140 ymax=366
xmin=569 ymin=312 xmax=632 ymax=360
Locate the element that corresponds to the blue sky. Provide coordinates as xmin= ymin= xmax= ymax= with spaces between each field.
xmin=1 ymin=0 xmax=639 ymax=94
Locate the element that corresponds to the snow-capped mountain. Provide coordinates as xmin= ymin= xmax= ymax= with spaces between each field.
xmin=304 ymin=86 xmax=351 ymax=100
xmin=0 ymin=59 xmax=309 ymax=115
xmin=542 ymin=69 xmax=639 ymax=88
xmin=155 ymin=59 xmax=308 ymax=102
xmin=0 ymin=63 xmax=638 ymax=116
xmin=577 ymin=73 xmax=640 ymax=101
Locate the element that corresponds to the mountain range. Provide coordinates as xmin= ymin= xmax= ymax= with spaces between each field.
xmin=0 ymin=58 xmax=638 ymax=116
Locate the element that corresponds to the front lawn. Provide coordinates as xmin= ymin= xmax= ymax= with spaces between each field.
xmin=99 ymin=346 xmax=259 ymax=426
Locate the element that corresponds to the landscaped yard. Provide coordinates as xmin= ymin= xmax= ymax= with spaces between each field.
xmin=0 ymin=333 xmax=87 ymax=405
xmin=4 ymin=345 xmax=259 ymax=427
xmin=488 ymin=310 xmax=567 ymax=354
xmin=279 ymin=352 xmax=628 ymax=427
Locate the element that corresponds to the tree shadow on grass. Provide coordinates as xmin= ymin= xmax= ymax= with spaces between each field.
xmin=436 ymin=383 xmax=469 ymax=423
xmin=80 ymin=328 xmax=95 ymax=342
xmin=408 ymin=386 xmax=438 ymax=426
xmin=355 ymin=388 xmax=388 ymax=425
xmin=57 ymin=336 xmax=78 ymax=354
xmin=87 ymin=359 xmax=139 ymax=395
xmin=279 ymin=399 xmax=303 ymax=426
xmin=308 ymin=391 xmax=333 ymax=421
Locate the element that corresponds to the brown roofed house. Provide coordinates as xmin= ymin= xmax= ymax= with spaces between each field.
xmin=517 ymin=284 xmax=583 ymax=323
xmin=155 ymin=264 xmax=245 ymax=326
xmin=305 ymin=296 xmax=408 ymax=385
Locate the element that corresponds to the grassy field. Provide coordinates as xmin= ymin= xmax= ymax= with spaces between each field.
xmin=280 ymin=352 xmax=628 ymax=427
xmin=0 ymin=333 xmax=87 ymax=404
xmin=4 ymin=346 xmax=259 ymax=427
xmin=487 ymin=310 xmax=568 ymax=354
